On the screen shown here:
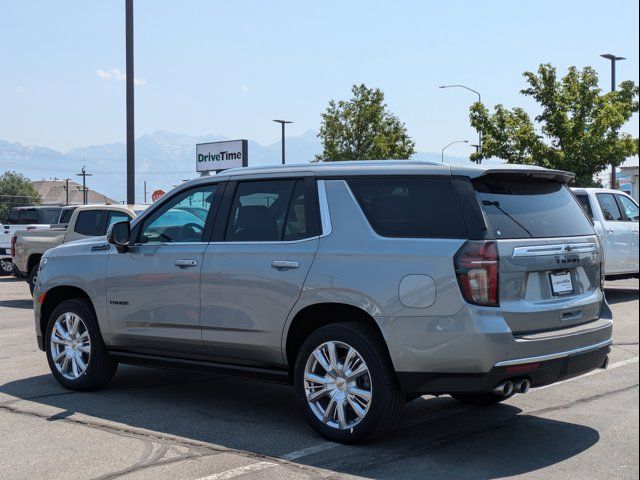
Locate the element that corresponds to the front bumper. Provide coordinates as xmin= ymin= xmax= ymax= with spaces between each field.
xmin=398 ymin=342 xmax=610 ymax=394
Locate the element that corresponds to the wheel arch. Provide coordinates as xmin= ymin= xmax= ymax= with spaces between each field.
xmin=40 ymin=285 xmax=97 ymax=343
xmin=284 ymin=302 xmax=391 ymax=373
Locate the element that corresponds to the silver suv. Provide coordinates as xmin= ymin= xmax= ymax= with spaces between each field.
xmin=34 ymin=161 xmax=613 ymax=443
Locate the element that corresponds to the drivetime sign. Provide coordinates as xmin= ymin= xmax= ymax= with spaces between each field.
xmin=196 ymin=139 xmax=248 ymax=172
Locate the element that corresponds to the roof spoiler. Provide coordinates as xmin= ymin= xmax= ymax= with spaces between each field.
xmin=476 ymin=168 xmax=575 ymax=183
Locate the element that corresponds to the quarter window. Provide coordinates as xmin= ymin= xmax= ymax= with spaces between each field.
xmin=575 ymin=195 xmax=594 ymax=220
xmin=596 ymin=193 xmax=623 ymax=221
xmin=140 ymin=185 xmax=217 ymax=244
xmin=347 ymin=177 xmax=467 ymax=238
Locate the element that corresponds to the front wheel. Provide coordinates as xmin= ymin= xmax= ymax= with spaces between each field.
xmin=45 ymin=298 xmax=118 ymax=390
xmin=294 ymin=322 xmax=403 ymax=444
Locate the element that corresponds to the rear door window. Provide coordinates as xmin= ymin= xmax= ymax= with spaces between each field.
xmin=106 ymin=211 xmax=132 ymax=232
xmin=19 ymin=209 xmax=38 ymax=224
xmin=347 ymin=177 xmax=467 ymax=238
xmin=473 ymin=176 xmax=593 ymax=239
xmin=74 ymin=210 xmax=106 ymax=236
xmin=596 ymin=193 xmax=624 ymax=221
xmin=575 ymin=194 xmax=594 ymax=220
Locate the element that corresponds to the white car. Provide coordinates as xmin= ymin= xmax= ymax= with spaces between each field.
xmin=572 ymin=188 xmax=639 ymax=277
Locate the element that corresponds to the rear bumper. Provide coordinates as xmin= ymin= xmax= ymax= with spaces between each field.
xmin=398 ymin=343 xmax=610 ymax=394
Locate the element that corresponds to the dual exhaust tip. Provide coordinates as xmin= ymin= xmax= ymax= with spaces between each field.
xmin=492 ymin=378 xmax=531 ymax=396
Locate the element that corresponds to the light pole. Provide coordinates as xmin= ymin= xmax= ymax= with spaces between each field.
xmin=601 ymin=53 xmax=626 ymax=189
xmin=273 ymin=119 xmax=293 ymax=165
xmin=441 ymin=140 xmax=469 ymax=163
xmin=125 ymin=0 xmax=135 ymax=205
xmin=439 ymin=84 xmax=483 ymax=157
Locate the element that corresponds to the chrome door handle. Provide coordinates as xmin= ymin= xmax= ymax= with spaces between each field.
xmin=174 ymin=259 xmax=198 ymax=268
xmin=271 ymin=260 xmax=300 ymax=270
xmin=606 ymin=228 xmax=614 ymax=234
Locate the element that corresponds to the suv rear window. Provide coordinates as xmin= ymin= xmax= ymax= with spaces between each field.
xmin=473 ymin=176 xmax=593 ymax=239
xmin=347 ymin=177 xmax=467 ymax=238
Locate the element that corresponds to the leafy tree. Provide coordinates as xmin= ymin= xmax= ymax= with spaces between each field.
xmin=0 ymin=171 xmax=42 ymax=223
xmin=470 ymin=64 xmax=639 ymax=186
xmin=315 ymin=84 xmax=416 ymax=161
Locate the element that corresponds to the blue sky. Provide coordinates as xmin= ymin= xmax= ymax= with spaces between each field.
xmin=1 ymin=0 xmax=638 ymax=159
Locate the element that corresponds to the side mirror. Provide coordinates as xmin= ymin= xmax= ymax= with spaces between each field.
xmin=107 ymin=221 xmax=131 ymax=252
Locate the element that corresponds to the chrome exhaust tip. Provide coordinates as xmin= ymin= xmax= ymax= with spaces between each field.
xmin=492 ymin=381 xmax=514 ymax=396
xmin=514 ymin=378 xmax=531 ymax=394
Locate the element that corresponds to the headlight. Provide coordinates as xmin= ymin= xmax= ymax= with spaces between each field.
xmin=39 ymin=257 xmax=48 ymax=271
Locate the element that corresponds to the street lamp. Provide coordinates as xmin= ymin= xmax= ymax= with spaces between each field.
xmin=441 ymin=140 xmax=469 ymax=163
xmin=601 ymin=53 xmax=626 ymax=189
xmin=273 ymin=119 xmax=293 ymax=165
xmin=439 ymin=84 xmax=483 ymax=157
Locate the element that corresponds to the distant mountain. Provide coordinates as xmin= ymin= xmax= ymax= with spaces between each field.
xmin=0 ymin=131 xmax=487 ymax=203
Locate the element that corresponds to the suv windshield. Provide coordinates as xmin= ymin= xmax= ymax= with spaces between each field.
xmin=473 ymin=175 xmax=594 ymax=239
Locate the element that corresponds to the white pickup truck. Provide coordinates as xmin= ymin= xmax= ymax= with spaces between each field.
xmin=572 ymin=188 xmax=639 ymax=278
xmin=13 ymin=204 xmax=136 ymax=293
xmin=1 ymin=206 xmax=64 ymax=276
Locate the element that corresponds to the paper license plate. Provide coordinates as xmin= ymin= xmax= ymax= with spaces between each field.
xmin=549 ymin=271 xmax=573 ymax=296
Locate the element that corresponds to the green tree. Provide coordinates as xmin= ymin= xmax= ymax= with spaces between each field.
xmin=315 ymin=84 xmax=416 ymax=161
xmin=0 ymin=171 xmax=42 ymax=223
xmin=470 ymin=64 xmax=639 ymax=186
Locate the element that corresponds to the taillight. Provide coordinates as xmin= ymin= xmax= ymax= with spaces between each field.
xmin=454 ymin=240 xmax=499 ymax=307
xmin=10 ymin=236 xmax=16 ymax=257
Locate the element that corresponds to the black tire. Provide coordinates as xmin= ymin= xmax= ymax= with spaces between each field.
xmin=450 ymin=392 xmax=514 ymax=405
xmin=27 ymin=264 xmax=38 ymax=296
xmin=294 ymin=322 xmax=403 ymax=444
xmin=0 ymin=258 xmax=12 ymax=276
xmin=45 ymin=298 xmax=118 ymax=391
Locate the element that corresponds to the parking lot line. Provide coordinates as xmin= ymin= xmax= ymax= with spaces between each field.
xmin=195 ymin=461 xmax=278 ymax=480
xmin=280 ymin=441 xmax=339 ymax=461
xmin=533 ymin=356 xmax=639 ymax=392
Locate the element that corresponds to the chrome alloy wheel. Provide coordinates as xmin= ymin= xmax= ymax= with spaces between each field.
xmin=0 ymin=259 xmax=12 ymax=275
xmin=304 ymin=341 xmax=372 ymax=430
xmin=49 ymin=312 xmax=92 ymax=380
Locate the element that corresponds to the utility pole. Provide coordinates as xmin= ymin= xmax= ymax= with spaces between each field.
xmin=273 ymin=119 xmax=293 ymax=165
xmin=64 ymin=179 xmax=69 ymax=206
xmin=76 ymin=166 xmax=92 ymax=205
xmin=126 ymin=0 xmax=135 ymax=205
xmin=601 ymin=53 xmax=626 ymax=189
xmin=143 ymin=180 xmax=147 ymax=204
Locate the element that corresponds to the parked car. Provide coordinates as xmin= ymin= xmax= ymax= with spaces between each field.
xmin=572 ymin=188 xmax=639 ymax=278
xmin=14 ymin=205 xmax=136 ymax=293
xmin=34 ymin=161 xmax=612 ymax=443
xmin=1 ymin=206 xmax=64 ymax=276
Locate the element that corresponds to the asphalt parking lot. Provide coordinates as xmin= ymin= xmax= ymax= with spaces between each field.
xmin=0 ymin=276 xmax=638 ymax=480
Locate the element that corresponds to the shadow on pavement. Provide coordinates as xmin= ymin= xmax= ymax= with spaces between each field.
xmin=0 ymin=365 xmax=600 ymax=479
xmin=0 ymin=299 xmax=33 ymax=309
xmin=605 ymin=288 xmax=639 ymax=305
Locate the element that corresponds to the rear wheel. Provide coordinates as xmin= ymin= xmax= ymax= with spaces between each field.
xmin=45 ymin=298 xmax=118 ymax=390
xmin=294 ymin=322 xmax=403 ymax=443
xmin=450 ymin=392 xmax=514 ymax=405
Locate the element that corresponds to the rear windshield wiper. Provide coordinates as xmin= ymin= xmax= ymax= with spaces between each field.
xmin=482 ymin=200 xmax=533 ymax=237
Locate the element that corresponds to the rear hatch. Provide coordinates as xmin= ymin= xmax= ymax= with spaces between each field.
xmin=471 ymin=172 xmax=602 ymax=335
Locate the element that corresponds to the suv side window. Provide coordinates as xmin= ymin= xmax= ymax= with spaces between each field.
xmin=576 ymin=194 xmax=594 ymax=220
xmin=74 ymin=210 xmax=106 ymax=236
xmin=347 ymin=177 xmax=467 ymax=238
xmin=596 ymin=193 xmax=623 ymax=221
xmin=139 ymin=184 xmax=217 ymax=244
xmin=616 ymin=194 xmax=639 ymax=222
xmin=225 ymin=179 xmax=315 ymax=242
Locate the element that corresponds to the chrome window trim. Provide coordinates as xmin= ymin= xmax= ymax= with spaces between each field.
xmin=512 ymin=242 xmax=598 ymax=257
xmin=494 ymin=338 xmax=612 ymax=367
xmin=317 ymin=180 xmax=333 ymax=237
